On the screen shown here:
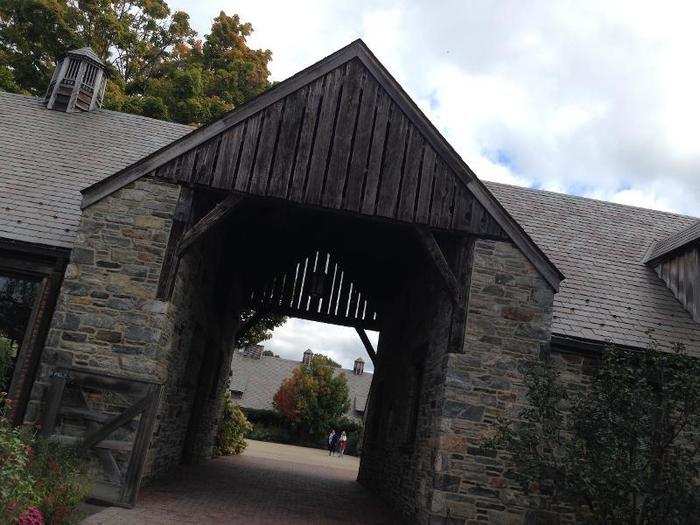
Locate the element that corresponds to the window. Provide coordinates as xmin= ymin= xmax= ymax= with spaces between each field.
xmin=0 ymin=274 xmax=40 ymax=392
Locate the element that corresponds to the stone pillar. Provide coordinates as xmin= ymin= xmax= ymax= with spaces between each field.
xmin=428 ymin=239 xmax=555 ymax=524
xmin=28 ymin=177 xmax=181 ymax=425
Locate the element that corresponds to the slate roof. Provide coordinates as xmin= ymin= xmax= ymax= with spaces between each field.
xmin=486 ymin=182 xmax=700 ymax=354
xmin=643 ymin=220 xmax=700 ymax=265
xmin=229 ymin=351 xmax=373 ymax=419
xmin=0 ymin=92 xmax=192 ymax=249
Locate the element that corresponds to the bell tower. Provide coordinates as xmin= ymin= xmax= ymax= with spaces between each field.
xmin=44 ymin=47 xmax=107 ymax=112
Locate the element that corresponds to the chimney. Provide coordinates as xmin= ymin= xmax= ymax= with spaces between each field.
xmin=242 ymin=344 xmax=264 ymax=359
xmin=302 ymin=349 xmax=313 ymax=364
xmin=353 ymin=357 xmax=364 ymax=375
xmin=45 ymin=47 xmax=107 ymax=112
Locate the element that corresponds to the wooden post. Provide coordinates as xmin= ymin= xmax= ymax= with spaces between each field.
xmin=355 ymin=327 xmax=378 ymax=365
xmin=177 ymin=193 xmax=244 ymax=256
xmin=157 ymin=186 xmax=194 ymax=299
xmin=40 ymin=374 xmax=67 ymax=437
xmin=414 ymin=227 xmax=463 ymax=306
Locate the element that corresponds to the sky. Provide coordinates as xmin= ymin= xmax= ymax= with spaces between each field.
xmin=170 ymin=0 xmax=700 ymax=370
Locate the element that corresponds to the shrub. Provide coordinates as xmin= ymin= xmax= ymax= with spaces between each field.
xmin=0 ymin=394 xmax=92 ymax=524
xmin=214 ymin=393 xmax=252 ymax=456
xmin=490 ymin=341 xmax=699 ymax=523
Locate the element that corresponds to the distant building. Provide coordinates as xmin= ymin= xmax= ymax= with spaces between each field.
xmin=229 ymin=347 xmax=372 ymax=420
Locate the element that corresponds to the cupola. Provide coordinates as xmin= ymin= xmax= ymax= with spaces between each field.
xmin=353 ymin=357 xmax=365 ymax=375
xmin=302 ymin=349 xmax=314 ymax=364
xmin=44 ymin=47 xmax=107 ymax=112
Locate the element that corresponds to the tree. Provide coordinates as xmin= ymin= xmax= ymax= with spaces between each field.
xmin=0 ymin=1 xmax=271 ymax=125
xmin=273 ymin=355 xmax=350 ymax=439
xmin=234 ymin=309 xmax=286 ymax=348
xmin=490 ymin=341 xmax=699 ymax=524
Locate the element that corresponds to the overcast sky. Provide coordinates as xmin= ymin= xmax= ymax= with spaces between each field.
xmin=172 ymin=0 xmax=700 ymax=370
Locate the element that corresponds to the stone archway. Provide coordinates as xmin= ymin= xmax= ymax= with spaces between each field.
xmin=26 ymin=40 xmax=562 ymax=523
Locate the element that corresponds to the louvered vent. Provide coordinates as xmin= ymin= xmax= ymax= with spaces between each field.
xmin=44 ymin=47 xmax=107 ymax=113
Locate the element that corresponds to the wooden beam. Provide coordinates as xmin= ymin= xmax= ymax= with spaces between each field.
xmin=355 ymin=327 xmax=377 ymax=365
xmin=157 ymin=186 xmax=194 ymax=299
xmin=80 ymin=395 xmax=151 ymax=451
xmin=177 ymin=193 xmax=243 ymax=256
xmin=414 ymin=227 xmax=462 ymax=305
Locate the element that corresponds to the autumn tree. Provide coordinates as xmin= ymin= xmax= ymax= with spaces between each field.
xmin=0 ymin=1 xmax=271 ymax=125
xmin=491 ymin=341 xmax=699 ymax=524
xmin=273 ymin=355 xmax=350 ymax=439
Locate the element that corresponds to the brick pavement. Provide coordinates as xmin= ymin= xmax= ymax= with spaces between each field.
xmin=81 ymin=440 xmax=405 ymax=524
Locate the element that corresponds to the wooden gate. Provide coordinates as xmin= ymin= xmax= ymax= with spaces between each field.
xmin=40 ymin=367 xmax=162 ymax=507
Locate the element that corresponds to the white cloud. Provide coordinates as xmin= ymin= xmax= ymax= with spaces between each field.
xmin=169 ymin=0 xmax=700 ymax=350
xmin=262 ymin=319 xmax=378 ymax=373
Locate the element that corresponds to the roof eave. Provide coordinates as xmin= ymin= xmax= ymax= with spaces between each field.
xmin=80 ymin=39 xmax=564 ymax=292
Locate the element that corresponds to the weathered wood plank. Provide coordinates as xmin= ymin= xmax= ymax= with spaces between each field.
xmin=267 ymin=87 xmax=308 ymax=198
xmin=80 ymin=395 xmax=150 ymax=451
xmin=40 ymin=375 xmax=67 ymax=437
xmin=429 ymin=160 xmax=450 ymax=227
xmin=120 ymin=385 xmax=161 ymax=506
xmin=439 ymin=178 xmax=457 ymax=229
xmin=192 ymin=138 xmax=220 ymax=186
xmin=415 ymin=147 xmax=436 ymax=223
xmin=343 ymin=79 xmax=380 ymax=212
xmin=322 ymin=60 xmax=365 ymax=209
xmin=396 ymin=131 xmax=424 ymax=222
xmin=305 ymin=67 xmax=345 ymax=205
xmin=250 ymin=100 xmax=286 ymax=195
xmin=289 ymin=78 xmax=325 ymax=202
xmin=234 ymin=113 xmax=264 ymax=192
xmin=211 ymin=126 xmax=245 ymax=190
xmin=376 ymin=111 xmax=409 ymax=217
xmin=361 ymin=91 xmax=392 ymax=215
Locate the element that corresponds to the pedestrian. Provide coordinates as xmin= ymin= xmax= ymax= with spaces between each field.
xmin=330 ymin=429 xmax=341 ymax=456
xmin=338 ymin=431 xmax=347 ymax=458
xmin=328 ymin=429 xmax=336 ymax=455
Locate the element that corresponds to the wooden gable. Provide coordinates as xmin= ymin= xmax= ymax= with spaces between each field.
xmin=146 ymin=58 xmax=504 ymax=236
xmin=82 ymin=40 xmax=563 ymax=291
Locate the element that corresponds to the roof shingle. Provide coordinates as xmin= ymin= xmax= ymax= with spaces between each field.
xmin=486 ymin=181 xmax=700 ymax=354
xmin=0 ymin=92 xmax=192 ymax=249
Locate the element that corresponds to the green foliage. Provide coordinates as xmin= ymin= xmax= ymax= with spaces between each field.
xmin=214 ymin=392 xmax=252 ymax=456
xmin=0 ymin=2 xmax=272 ymax=125
xmin=490 ymin=341 xmax=699 ymax=524
xmin=273 ymin=355 xmax=350 ymax=440
xmin=235 ymin=309 xmax=286 ymax=348
xmin=0 ymin=396 xmax=92 ymax=524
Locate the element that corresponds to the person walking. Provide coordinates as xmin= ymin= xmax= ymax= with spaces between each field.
xmin=328 ymin=429 xmax=336 ymax=456
xmin=338 ymin=431 xmax=347 ymax=458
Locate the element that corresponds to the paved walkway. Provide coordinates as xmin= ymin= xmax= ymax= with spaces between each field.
xmin=82 ymin=440 xmax=403 ymax=524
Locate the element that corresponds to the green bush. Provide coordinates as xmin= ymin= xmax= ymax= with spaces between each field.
xmin=0 ymin=395 xmax=92 ymax=524
xmin=214 ymin=393 xmax=252 ymax=456
xmin=245 ymin=408 xmax=364 ymax=456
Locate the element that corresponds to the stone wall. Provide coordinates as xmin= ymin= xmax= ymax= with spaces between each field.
xmin=147 ymin=225 xmax=241 ymax=475
xmin=429 ymin=238 xmax=557 ymax=524
xmin=359 ymin=254 xmax=455 ymax=522
xmin=27 ymin=177 xmax=181 ymax=424
xmin=30 ymin=177 xmax=240 ymax=482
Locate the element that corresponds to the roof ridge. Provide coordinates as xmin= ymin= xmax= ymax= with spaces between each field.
xmin=234 ymin=352 xmax=373 ymax=375
xmin=0 ymin=92 xmax=195 ymax=132
xmin=485 ymin=180 xmax=699 ymax=221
